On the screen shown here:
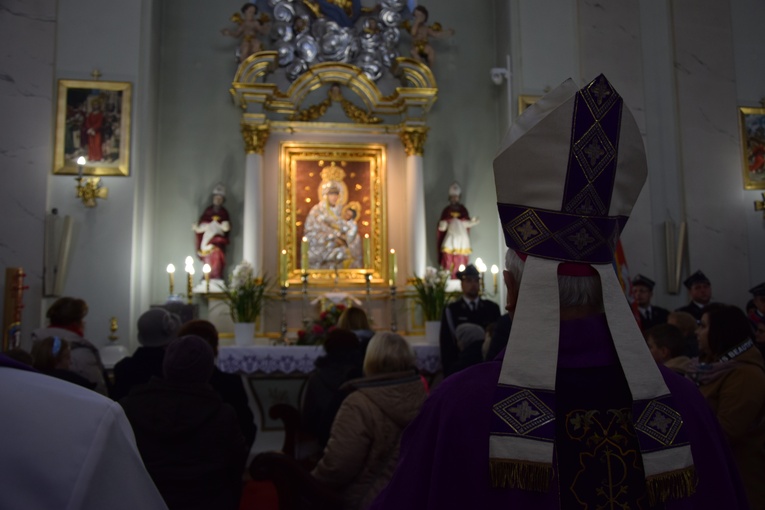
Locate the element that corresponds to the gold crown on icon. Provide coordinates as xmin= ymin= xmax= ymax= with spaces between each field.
xmin=320 ymin=162 xmax=346 ymax=183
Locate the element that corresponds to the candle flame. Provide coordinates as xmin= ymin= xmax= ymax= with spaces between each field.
xmin=202 ymin=264 xmax=211 ymax=274
xmin=166 ymin=263 xmax=175 ymax=274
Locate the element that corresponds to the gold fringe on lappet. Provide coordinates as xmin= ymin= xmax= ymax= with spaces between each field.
xmin=489 ymin=459 xmax=552 ymax=492
xmin=645 ymin=466 xmax=698 ymax=505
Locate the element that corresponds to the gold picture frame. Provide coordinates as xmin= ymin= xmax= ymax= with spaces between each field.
xmin=53 ymin=79 xmax=132 ymax=176
xmin=518 ymin=94 xmax=541 ymax=116
xmin=738 ymin=106 xmax=765 ymax=190
xmin=279 ymin=142 xmax=387 ymax=285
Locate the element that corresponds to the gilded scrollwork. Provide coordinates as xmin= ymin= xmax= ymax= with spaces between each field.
xmin=399 ymin=127 xmax=429 ymax=156
xmin=291 ymin=84 xmax=381 ymax=124
xmin=241 ymin=123 xmax=270 ymax=154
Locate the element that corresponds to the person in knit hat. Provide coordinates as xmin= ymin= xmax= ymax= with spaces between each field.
xmin=111 ymin=308 xmax=181 ymax=400
xmin=371 ymin=76 xmax=747 ymax=509
xmin=120 ymin=335 xmax=247 ymax=510
xmin=177 ymin=319 xmax=257 ymax=450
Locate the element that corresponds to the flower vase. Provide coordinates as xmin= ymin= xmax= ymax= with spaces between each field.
xmin=234 ymin=322 xmax=255 ymax=346
xmin=425 ymin=321 xmax=440 ymax=346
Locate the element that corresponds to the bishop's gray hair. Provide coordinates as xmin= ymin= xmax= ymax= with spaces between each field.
xmin=504 ymin=249 xmax=603 ymax=310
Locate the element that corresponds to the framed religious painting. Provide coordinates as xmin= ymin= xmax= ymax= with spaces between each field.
xmin=53 ymin=79 xmax=132 ymax=176
xmin=279 ymin=142 xmax=387 ymax=285
xmin=738 ymin=106 xmax=765 ymax=190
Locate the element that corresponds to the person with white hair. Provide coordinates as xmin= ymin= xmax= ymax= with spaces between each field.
xmin=371 ymin=75 xmax=748 ymax=509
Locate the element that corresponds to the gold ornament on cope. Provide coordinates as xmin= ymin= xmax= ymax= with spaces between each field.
xmin=399 ymin=127 xmax=429 ymax=156
xmin=241 ymin=123 xmax=270 ymax=154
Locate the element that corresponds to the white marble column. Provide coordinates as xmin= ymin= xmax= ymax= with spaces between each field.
xmin=243 ymin=152 xmax=263 ymax=275
xmin=406 ymin=154 xmax=426 ymax=278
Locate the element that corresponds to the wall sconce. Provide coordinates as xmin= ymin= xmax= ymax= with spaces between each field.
xmin=75 ymin=156 xmax=108 ymax=207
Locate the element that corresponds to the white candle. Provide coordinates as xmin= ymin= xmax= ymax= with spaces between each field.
xmin=301 ymin=236 xmax=309 ymax=273
xmin=166 ymin=263 xmax=175 ymax=295
xmin=388 ymin=249 xmax=397 ymax=287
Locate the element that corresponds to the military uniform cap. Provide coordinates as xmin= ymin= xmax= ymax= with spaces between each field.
xmin=683 ymin=270 xmax=710 ymax=289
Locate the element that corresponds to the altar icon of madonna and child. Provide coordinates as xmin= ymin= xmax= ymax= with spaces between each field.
xmin=303 ymin=163 xmax=364 ymax=270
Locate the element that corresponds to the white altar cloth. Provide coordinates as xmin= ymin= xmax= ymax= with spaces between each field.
xmin=218 ymin=344 xmax=441 ymax=375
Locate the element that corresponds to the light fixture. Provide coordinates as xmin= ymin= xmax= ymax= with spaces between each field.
xmin=75 ymin=156 xmax=108 ymax=207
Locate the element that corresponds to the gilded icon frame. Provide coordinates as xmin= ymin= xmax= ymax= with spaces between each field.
xmin=279 ymin=142 xmax=387 ymax=285
xmin=53 ymin=79 xmax=132 ymax=176
xmin=738 ymin=106 xmax=765 ymax=190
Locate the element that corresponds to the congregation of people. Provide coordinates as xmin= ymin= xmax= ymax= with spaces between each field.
xmin=3 ymin=77 xmax=765 ymax=509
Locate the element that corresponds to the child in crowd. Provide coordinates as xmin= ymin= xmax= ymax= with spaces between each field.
xmin=645 ymin=324 xmax=690 ymax=374
xmin=31 ymin=336 xmax=96 ymax=390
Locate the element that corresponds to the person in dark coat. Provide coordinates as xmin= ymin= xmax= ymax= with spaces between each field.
xmin=177 ymin=319 xmax=257 ymax=450
xmin=111 ymin=308 xmax=180 ymax=401
xmin=630 ymin=274 xmax=669 ymax=331
xmin=301 ymin=328 xmax=363 ymax=449
xmin=120 ymin=335 xmax=247 ymax=510
xmin=439 ymin=264 xmax=501 ymax=377
xmin=453 ymin=323 xmax=485 ymax=373
xmin=675 ymin=270 xmax=712 ymax=321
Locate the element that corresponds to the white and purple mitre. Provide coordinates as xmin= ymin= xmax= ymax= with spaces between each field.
xmin=490 ymin=75 xmax=695 ymax=503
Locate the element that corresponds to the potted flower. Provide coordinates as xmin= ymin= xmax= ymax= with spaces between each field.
xmin=412 ymin=267 xmax=456 ymax=344
xmin=297 ymin=303 xmax=346 ymax=345
xmin=220 ymin=261 xmax=268 ymax=346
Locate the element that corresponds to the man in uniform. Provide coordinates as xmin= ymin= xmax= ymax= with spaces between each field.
xmin=676 ymin=270 xmax=712 ymax=321
xmin=439 ymin=264 xmax=500 ymax=377
xmin=372 ymin=75 xmax=747 ymax=510
xmin=632 ymin=274 xmax=669 ymax=331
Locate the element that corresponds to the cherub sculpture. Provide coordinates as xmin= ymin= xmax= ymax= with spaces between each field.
xmin=408 ymin=5 xmax=455 ymax=67
xmin=221 ymin=2 xmax=272 ymax=63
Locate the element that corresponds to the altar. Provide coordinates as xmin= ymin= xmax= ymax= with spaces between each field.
xmin=218 ymin=343 xmax=440 ymax=432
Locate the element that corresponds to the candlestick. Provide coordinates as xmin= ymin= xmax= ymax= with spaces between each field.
xmin=388 ymin=249 xmax=397 ymax=287
xmin=186 ymin=265 xmax=195 ymax=304
xmin=301 ymin=236 xmax=309 ymax=274
xmin=166 ymin=264 xmax=175 ymax=295
xmin=363 ymin=234 xmax=371 ymax=268
xmin=280 ymin=249 xmax=288 ymax=286
xmin=491 ymin=264 xmax=499 ymax=295
xmin=202 ymin=263 xmax=211 ymax=293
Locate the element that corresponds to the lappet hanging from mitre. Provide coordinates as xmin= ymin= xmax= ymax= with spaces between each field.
xmin=437 ymin=182 xmax=479 ymax=278
xmin=304 ymin=163 xmax=352 ymax=269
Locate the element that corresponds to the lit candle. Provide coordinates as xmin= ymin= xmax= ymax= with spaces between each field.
xmin=166 ymin=263 xmax=175 ymax=295
xmin=491 ymin=264 xmax=499 ymax=295
xmin=76 ymin=156 xmax=86 ymax=178
xmin=185 ymin=255 xmax=193 ymax=267
xmin=185 ymin=264 xmax=195 ymax=303
xmin=388 ymin=249 xmax=397 ymax=287
xmin=363 ymin=234 xmax=371 ymax=268
xmin=301 ymin=236 xmax=309 ymax=273
xmin=202 ymin=263 xmax=211 ymax=293
xmin=458 ymin=264 xmax=466 ymax=273
xmin=281 ymin=249 xmax=288 ymax=286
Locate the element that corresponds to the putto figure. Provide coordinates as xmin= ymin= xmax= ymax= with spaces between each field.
xmin=221 ymin=2 xmax=271 ymax=63
xmin=408 ymin=5 xmax=455 ymax=67
xmin=437 ymin=182 xmax=478 ymax=278
xmin=193 ymin=183 xmax=231 ymax=280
